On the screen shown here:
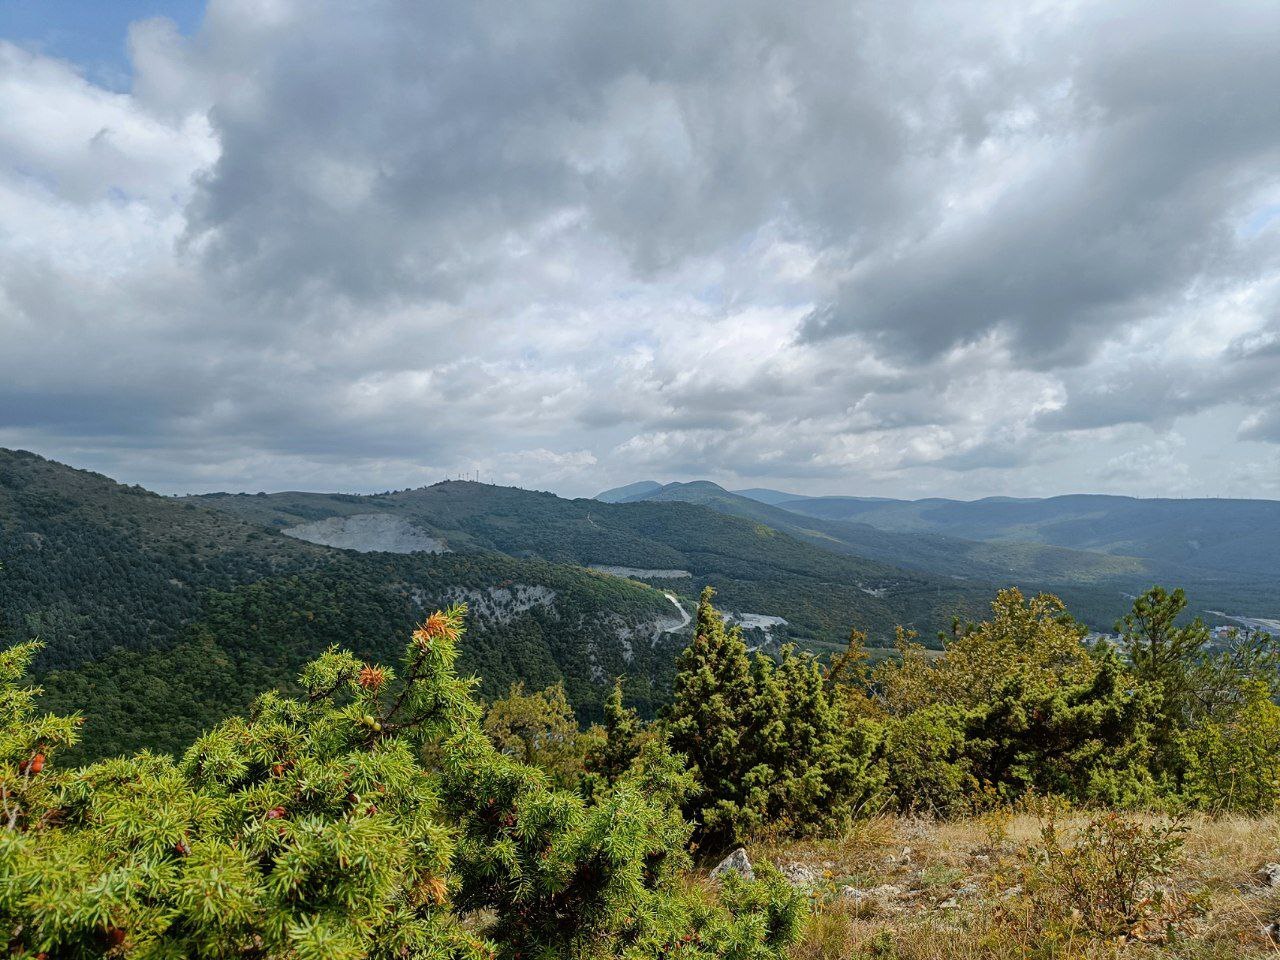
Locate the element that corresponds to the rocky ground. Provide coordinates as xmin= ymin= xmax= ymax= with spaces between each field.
xmin=709 ymin=812 xmax=1280 ymax=958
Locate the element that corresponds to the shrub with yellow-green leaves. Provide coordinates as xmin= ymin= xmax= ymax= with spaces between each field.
xmin=870 ymin=589 xmax=1157 ymax=809
xmin=0 ymin=607 xmax=804 ymax=959
xmin=481 ymin=680 xmax=601 ymax=793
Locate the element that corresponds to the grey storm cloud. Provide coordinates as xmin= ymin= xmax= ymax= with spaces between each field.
xmin=2 ymin=0 xmax=1280 ymax=498
xmin=800 ymin=5 xmax=1280 ymax=363
xmin=180 ymin=0 xmax=905 ymax=306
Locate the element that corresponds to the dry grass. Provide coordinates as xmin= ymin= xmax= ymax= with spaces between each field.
xmin=746 ymin=813 xmax=1280 ymax=959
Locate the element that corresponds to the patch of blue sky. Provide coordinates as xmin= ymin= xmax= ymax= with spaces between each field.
xmin=1239 ymin=202 xmax=1280 ymax=239
xmin=0 ymin=0 xmax=204 ymax=87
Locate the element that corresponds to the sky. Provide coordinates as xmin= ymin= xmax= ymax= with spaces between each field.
xmin=2 ymin=1 xmax=1280 ymax=500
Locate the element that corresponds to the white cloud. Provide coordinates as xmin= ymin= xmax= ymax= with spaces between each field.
xmin=2 ymin=1 xmax=1280 ymax=500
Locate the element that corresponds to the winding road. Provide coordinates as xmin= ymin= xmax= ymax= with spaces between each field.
xmin=662 ymin=592 xmax=692 ymax=632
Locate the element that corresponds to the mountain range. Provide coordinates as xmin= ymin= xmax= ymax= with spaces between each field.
xmin=185 ymin=479 xmax=985 ymax=647
xmin=4 ymin=448 xmax=1277 ymax=761
xmin=598 ymin=480 xmax=1280 ymax=627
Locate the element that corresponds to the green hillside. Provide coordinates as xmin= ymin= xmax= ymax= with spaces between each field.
xmin=17 ymin=445 xmax=1272 ymax=763
xmin=595 ymin=480 xmax=664 ymax=502
xmin=0 ymin=448 xmax=992 ymax=761
xmin=609 ymin=481 xmax=1280 ymax=627
xmin=773 ymin=494 xmax=1280 ymax=617
xmin=37 ymin=554 xmax=684 ymax=762
xmin=778 ymin=493 xmax=1280 ymax=579
xmin=0 ymin=449 xmax=329 ymax=669
xmin=627 ymin=482 xmax=1152 ymax=582
xmin=0 ymin=450 xmax=682 ymax=759
xmin=192 ymin=481 xmax=993 ymax=649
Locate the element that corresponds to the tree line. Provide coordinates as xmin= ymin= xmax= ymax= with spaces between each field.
xmin=491 ymin=585 xmax=1280 ymax=848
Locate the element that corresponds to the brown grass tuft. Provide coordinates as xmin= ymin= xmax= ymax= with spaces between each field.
xmin=742 ymin=813 xmax=1280 ymax=959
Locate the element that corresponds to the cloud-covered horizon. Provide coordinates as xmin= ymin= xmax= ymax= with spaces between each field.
xmin=3 ymin=0 xmax=1280 ymax=499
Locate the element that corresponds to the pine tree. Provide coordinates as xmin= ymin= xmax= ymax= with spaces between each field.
xmin=582 ymin=678 xmax=647 ymax=797
xmin=665 ymin=588 xmax=878 ymax=847
xmin=1120 ymin=587 xmax=1209 ymax=723
xmin=748 ymin=644 xmax=880 ymax=835
xmin=665 ymin=587 xmax=757 ymax=845
xmin=1117 ymin=586 xmax=1280 ymax=800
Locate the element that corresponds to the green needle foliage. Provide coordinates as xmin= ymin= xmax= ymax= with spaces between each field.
xmin=0 ymin=606 xmax=803 ymax=959
xmin=582 ymin=680 xmax=653 ymax=802
xmin=481 ymin=681 xmax=601 ymax=793
xmin=1119 ymin=586 xmax=1280 ymax=808
xmin=665 ymin=588 xmax=879 ymax=848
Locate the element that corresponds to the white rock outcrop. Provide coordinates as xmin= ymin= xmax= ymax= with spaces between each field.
xmin=283 ymin=514 xmax=447 ymax=554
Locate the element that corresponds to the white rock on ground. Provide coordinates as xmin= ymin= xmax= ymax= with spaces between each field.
xmin=779 ymin=862 xmax=819 ymax=888
xmin=1259 ymin=863 xmax=1280 ymax=887
xmin=710 ymin=848 xmax=754 ymax=882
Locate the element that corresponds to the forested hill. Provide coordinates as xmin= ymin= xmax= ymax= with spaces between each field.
xmin=772 ymin=491 xmax=1280 ymax=579
xmin=0 ymin=449 xmax=683 ymax=758
xmin=0 ymin=449 xmax=329 ymax=667
xmin=613 ymin=480 xmax=1154 ymax=582
xmin=1 ymin=447 xmax=991 ymax=761
xmin=21 ymin=444 xmax=1270 ymax=762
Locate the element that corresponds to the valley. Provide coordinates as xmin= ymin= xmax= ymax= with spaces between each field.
xmin=0 ymin=449 xmax=981 ymax=758
xmin=603 ymin=480 xmax=1280 ymax=630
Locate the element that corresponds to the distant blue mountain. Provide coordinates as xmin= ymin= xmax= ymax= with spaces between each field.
xmin=602 ymin=479 xmax=1280 ymax=622
xmin=731 ymin=487 xmax=812 ymax=505
xmin=780 ymin=493 xmax=1280 ymax=580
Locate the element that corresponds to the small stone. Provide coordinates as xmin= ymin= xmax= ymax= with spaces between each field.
xmin=779 ymin=862 xmax=819 ymax=888
xmin=939 ymin=897 xmax=959 ymax=909
xmin=710 ymin=847 xmax=754 ymax=882
xmin=840 ymin=883 xmax=903 ymax=904
xmin=998 ymin=885 xmax=1023 ymax=900
xmin=1259 ymin=863 xmax=1280 ymax=887
xmin=1262 ymin=922 xmax=1280 ymax=943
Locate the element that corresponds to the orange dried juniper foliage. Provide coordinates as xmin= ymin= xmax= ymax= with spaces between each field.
xmin=414 ymin=608 xmax=461 ymax=648
xmin=415 ymin=874 xmax=449 ymax=906
xmin=357 ymin=664 xmax=386 ymax=691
